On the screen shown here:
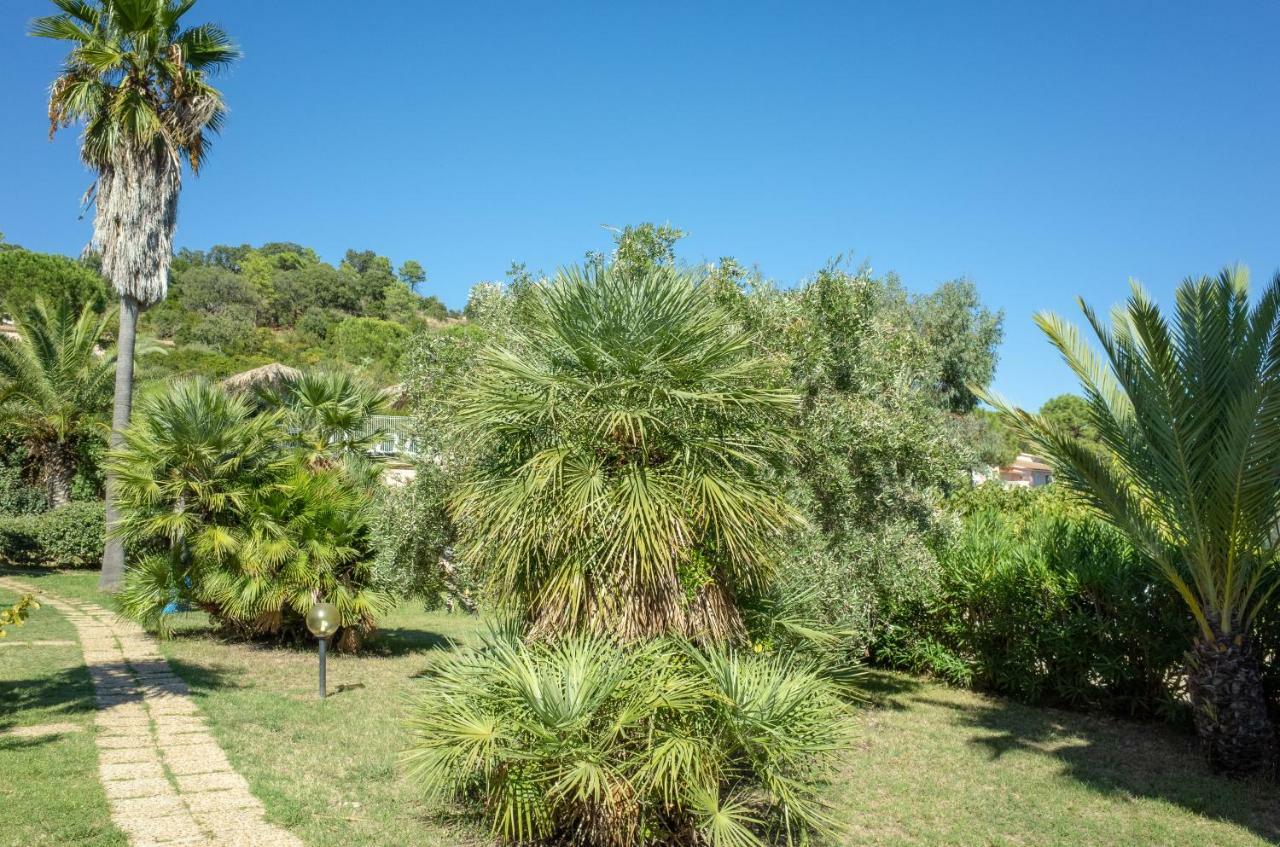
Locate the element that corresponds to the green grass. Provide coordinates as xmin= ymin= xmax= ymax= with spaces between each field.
xmin=4 ymin=569 xmax=1280 ymax=847
xmin=841 ymin=673 xmax=1280 ymax=846
xmin=0 ymin=581 xmax=126 ymax=847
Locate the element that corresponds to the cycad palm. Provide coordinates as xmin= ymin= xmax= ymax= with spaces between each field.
xmin=33 ymin=0 xmax=239 ymax=589
xmin=986 ymin=267 xmax=1280 ymax=775
xmin=451 ymin=264 xmax=800 ymax=642
xmin=0 ymin=298 xmax=115 ymax=506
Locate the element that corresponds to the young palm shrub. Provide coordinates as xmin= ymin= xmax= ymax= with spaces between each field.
xmin=985 ymin=267 xmax=1280 ymax=775
xmin=111 ymin=379 xmax=392 ymax=647
xmin=404 ymin=630 xmax=852 ymax=847
xmin=451 ymin=264 xmax=801 ymax=642
xmin=0 ymin=298 xmax=115 ymax=506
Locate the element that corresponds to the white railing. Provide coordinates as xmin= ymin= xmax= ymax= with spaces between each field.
xmin=364 ymin=415 xmax=419 ymax=457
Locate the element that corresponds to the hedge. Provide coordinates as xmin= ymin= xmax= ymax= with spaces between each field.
xmin=0 ymin=501 xmax=105 ymax=568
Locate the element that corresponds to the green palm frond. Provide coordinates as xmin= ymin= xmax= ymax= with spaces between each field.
xmin=34 ymin=0 xmax=240 ymax=173
xmin=983 ymin=267 xmax=1280 ymax=639
xmin=0 ymin=297 xmax=115 ymax=496
xmin=404 ymin=631 xmax=852 ymax=846
xmin=452 ymin=263 xmax=802 ymax=642
xmin=110 ymin=378 xmax=390 ymax=644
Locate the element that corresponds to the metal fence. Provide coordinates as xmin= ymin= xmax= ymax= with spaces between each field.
xmin=363 ymin=415 xmax=418 ymax=457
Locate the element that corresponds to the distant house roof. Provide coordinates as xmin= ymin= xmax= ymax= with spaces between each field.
xmin=221 ymin=362 xmax=301 ymax=392
xmin=1006 ymin=453 xmax=1054 ymax=473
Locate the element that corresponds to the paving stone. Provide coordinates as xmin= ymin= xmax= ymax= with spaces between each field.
xmin=164 ymin=747 xmax=232 ymax=776
xmin=182 ymin=789 xmax=263 ymax=814
xmin=154 ymin=714 xmax=208 ymax=731
xmin=149 ymin=699 xmax=201 ymax=716
xmin=98 ymin=701 xmax=151 ymax=721
xmin=98 ymin=732 xmax=154 ymax=749
xmin=101 ymin=759 xmax=167 ymax=782
xmin=175 ymin=771 xmax=251 ymax=794
xmin=111 ymin=793 xmax=188 ymax=818
xmin=103 ymin=776 xmax=175 ymax=799
xmin=100 ymin=746 xmax=161 ymax=765
xmin=116 ymin=811 xmax=205 ymax=843
xmin=159 ymin=731 xmax=219 ymax=748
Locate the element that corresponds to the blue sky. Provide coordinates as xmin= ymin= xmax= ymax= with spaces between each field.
xmin=2 ymin=1 xmax=1278 ymax=408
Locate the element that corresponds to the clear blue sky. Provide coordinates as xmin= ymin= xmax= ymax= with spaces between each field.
xmin=2 ymin=1 xmax=1278 ymax=408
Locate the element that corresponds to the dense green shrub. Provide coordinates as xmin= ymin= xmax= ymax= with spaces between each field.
xmin=879 ymin=485 xmax=1191 ymax=720
xmin=0 ymin=248 xmax=109 ymax=315
xmin=112 ymin=379 xmax=393 ymax=649
xmin=0 ymin=440 xmax=49 ymax=517
xmin=0 ymin=501 xmax=105 ymax=568
xmin=405 ymin=630 xmax=853 ymax=847
xmin=31 ymin=502 xmax=105 ymax=568
xmin=715 ymin=263 xmax=998 ymax=654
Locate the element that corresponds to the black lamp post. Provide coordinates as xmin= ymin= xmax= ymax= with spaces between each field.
xmin=305 ymin=602 xmax=338 ymax=698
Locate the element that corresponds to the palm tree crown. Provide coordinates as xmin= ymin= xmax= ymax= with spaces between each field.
xmin=34 ymin=0 xmax=239 ymax=305
xmin=0 ymin=298 xmax=116 ymax=505
xmin=451 ymin=263 xmax=801 ymax=642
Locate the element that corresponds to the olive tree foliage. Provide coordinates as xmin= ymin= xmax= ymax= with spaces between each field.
xmin=713 ymin=260 xmax=1003 ymax=652
xmin=376 ymin=322 xmax=489 ymax=607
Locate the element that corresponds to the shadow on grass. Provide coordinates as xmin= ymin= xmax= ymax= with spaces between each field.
xmin=365 ymin=627 xmax=458 ymax=658
xmin=0 ymin=665 xmax=94 ymax=733
xmin=165 ymin=658 xmax=245 ymax=696
xmin=929 ymin=691 xmax=1280 ymax=841
xmin=858 ymin=669 xmax=927 ymax=710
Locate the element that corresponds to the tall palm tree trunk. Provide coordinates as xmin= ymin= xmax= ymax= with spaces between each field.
xmin=1187 ymin=625 xmax=1275 ymax=777
xmin=100 ymin=293 xmax=138 ymax=591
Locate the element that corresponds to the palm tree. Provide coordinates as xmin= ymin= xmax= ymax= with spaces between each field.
xmin=451 ymin=264 xmax=801 ymax=643
xmin=110 ymin=379 xmax=391 ymax=647
xmin=255 ymin=370 xmax=389 ymax=468
xmin=0 ymin=298 xmax=115 ymax=506
xmin=33 ymin=0 xmax=240 ymax=590
xmin=986 ymin=267 xmax=1280 ymax=776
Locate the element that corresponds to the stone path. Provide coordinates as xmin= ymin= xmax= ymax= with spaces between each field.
xmin=0 ymin=579 xmax=303 ymax=847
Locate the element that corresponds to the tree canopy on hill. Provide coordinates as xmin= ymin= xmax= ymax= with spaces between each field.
xmin=0 ymin=249 xmax=109 ymax=317
xmin=139 ymin=242 xmax=453 ymax=384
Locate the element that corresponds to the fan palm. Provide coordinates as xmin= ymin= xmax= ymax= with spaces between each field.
xmin=33 ymin=0 xmax=240 ymax=589
xmin=451 ymin=264 xmax=800 ymax=642
xmin=404 ymin=630 xmax=852 ymax=847
xmin=985 ymin=267 xmax=1280 ymax=775
xmin=256 ymin=370 xmax=389 ymax=467
xmin=0 ymin=298 xmax=116 ymax=506
xmin=110 ymin=379 xmax=391 ymax=646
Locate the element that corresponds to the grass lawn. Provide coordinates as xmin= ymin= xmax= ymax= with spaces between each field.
xmin=0 ymin=581 xmax=127 ymax=847
xmin=5 ymin=568 xmax=1280 ymax=847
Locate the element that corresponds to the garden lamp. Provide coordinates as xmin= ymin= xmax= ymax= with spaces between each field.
xmin=305 ymin=601 xmax=339 ymax=698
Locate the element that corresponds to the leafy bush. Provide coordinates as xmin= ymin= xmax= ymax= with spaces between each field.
xmin=112 ymin=379 xmax=393 ymax=649
xmin=404 ymin=630 xmax=853 ymax=847
xmin=720 ymin=264 xmax=995 ymax=654
xmin=0 ymin=501 xmax=105 ymax=568
xmin=0 ymin=440 xmax=48 ymax=517
xmin=32 ymin=502 xmax=104 ymax=568
xmin=0 ymin=248 xmax=108 ymax=316
xmin=879 ymin=485 xmax=1191 ymax=720
xmin=371 ymin=461 xmax=477 ymax=609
